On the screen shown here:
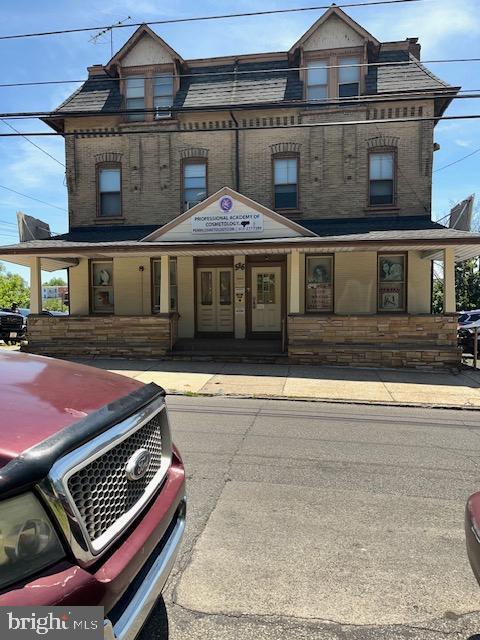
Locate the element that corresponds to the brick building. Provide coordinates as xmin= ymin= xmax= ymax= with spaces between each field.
xmin=2 ymin=6 xmax=480 ymax=367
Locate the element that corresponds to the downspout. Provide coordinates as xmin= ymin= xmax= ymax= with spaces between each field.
xmin=230 ymin=110 xmax=240 ymax=191
xmin=230 ymin=59 xmax=240 ymax=191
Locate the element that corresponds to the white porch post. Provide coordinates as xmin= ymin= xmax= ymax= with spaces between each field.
xmin=29 ymin=256 xmax=42 ymax=314
xmin=289 ymin=249 xmax=301 ymax=313
xmin=159 ymin=255 xmax=170 ymax=313
xmin=443 ymin=247 xmax=456 ymax=313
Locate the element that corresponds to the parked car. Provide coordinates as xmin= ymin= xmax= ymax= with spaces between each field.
xmin=0 ymin=350 xmax=185 ymax=639
xmin=466 ymin=492 xmax=480 ymax=585
xmin=0 ymin=309 xmax=26 ymax=344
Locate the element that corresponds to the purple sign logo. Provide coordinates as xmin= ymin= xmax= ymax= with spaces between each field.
xmin=219 ymin=196 xmax=233 ymax=212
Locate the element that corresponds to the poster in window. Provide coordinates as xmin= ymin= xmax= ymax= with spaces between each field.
xmin=378 ymin=285 xmax=404 ymax=311
xmin=93 ymin=288 xmax=114 ymax=312
xmin=379 ymin=255 xmax=404 ymax=282
xmin=306 ymin=257 xmax=332 ymax=312
xmin=92 ymin=262 xmax=113 ymax=286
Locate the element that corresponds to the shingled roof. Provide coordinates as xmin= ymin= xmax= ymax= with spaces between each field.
xmin=51 ymin=46 xmax=454 ymax=118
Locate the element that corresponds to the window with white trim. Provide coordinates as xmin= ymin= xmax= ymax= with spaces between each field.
xmin=338 ymin=57 xmax=360 ymax=97
xmin=125 ymin=77 xmax=145 ymax=122
xmin=183 ymin=161 xmax=207 ymax=210
xmin=369 ymin=151 xmax=395 ymax=206
xmin=154 ymin=74 xmax=174 ymax=119
xmin=306 ymin=61 xmax=328 ymax=100
xmin=274 ymin=156 xmax=298 ymax=209
xmin=98 ymin=166 xmax=121 ymax=217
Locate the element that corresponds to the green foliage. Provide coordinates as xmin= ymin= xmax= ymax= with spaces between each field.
xmin=455 ymin=258 xmax=480 ymax=311
xmin=432 ymin=278 xmax=443 ymax=314
xmin=0 ymin=264 xmax=29 ymax=309
xmin=42 ymin=298 xmax=68 ymax=313
xmin=42 ymin=276 xmax=67 ymax=286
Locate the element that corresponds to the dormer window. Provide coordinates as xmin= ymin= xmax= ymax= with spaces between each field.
xmin=306 ymin=61 xmax=328 ymax=100
xmin=125 ymin=76 xmax=145 ymax=121
xmin=154 ymin=73 xmax=174 ymax=119
xmin=338 ymin=57 xmax=360 ymax=97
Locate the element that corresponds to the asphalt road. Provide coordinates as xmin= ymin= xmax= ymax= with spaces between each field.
xmin=141 ymin=396 xmax=480 ymax=640
xmin=144 ymin=397 xmax=480 ymax=638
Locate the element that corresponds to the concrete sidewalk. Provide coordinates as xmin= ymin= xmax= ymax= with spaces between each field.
xmin=68 ymin=357 xmax=480 ymax=409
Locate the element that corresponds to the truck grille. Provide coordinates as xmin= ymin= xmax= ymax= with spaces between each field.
xmin=0 ymin=315 xmax=23 ymax=330
xmin=67 ymin=413 xmax=163 ymax=542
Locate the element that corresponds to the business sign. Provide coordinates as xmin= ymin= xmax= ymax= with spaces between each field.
xmin=191 ymin=196 xmax=264 ymax=234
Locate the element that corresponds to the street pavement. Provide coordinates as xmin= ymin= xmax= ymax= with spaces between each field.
xmin=141 ymin=396 xmax=480 ymax=640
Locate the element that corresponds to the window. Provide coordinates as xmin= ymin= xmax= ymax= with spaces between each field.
xmin=274 ymin=156 xmax=298 ymax=209
xmin=183 ymin=161 xmax=207 ymax=210
xmin=98 ymin=166 xmax=121 ymax=217
xmin=154 ymin=74 xmax=174 ymax=119
xmin=369 ymin=151 xmax=395 ymax=206
xmin=306 ymin=256 xmax=333 ymax=312
xmin=339 ymin=57 xmax=360 ymax=97
xmin=90 ymin=260 xmax=114 ymax=313
xmin=378 ymin=254 xmax=406 ymax=312
xmin=306 ymin=61 xmax=328 ymax=100
xmin=125 ymin=76 xmax=145 ymax=122
xmin=152 ymin=258 xmax=178 ymax=313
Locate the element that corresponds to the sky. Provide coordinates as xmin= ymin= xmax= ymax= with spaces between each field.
xmin=0 ymin=0 xmax=479 ymax=284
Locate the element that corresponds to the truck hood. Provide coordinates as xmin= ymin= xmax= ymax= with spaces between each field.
xmin=0 ymin=351 xmax=143 ymax=463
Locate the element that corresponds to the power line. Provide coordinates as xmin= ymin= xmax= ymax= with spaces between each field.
xmin=434 ymin=147 xmax=480 ymax=172
xmin=0 ymin=112 xmax=478 ymax=136
xmin=0 ymin=120 xmax=65 ymax=167
xmin=0 ymin=185 xmax=66 ymax=212
xmin=0 ymin=0 xmax=426 ymax=41
xmin=0 ymin=57 xmax=477 ymax=89
xmin=0 ymin=89 xmax=475 ymax=121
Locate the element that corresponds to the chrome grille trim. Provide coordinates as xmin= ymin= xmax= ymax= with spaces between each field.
xmin=39 ymin=397 xmax=172 ymax=566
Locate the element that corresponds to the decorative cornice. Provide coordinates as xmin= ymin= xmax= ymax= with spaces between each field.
xmin=179 ymin=147 xmax=209 ymax=159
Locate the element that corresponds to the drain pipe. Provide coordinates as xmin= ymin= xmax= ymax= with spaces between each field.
xmin=230 ymin=109 xmax=240 ymax=192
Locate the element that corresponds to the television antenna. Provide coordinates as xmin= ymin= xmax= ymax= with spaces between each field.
xmin=89 ymin=16 xmax=132 ymax=56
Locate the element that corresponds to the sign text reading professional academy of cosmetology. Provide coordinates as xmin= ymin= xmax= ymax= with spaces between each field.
xmin=191 ymin=195 xmax=264 ymax=234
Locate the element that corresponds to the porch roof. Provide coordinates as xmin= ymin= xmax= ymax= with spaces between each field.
xmin=1 ymin=225 xmax=480 ymax=266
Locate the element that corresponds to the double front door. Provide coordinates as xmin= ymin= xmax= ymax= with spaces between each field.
xmin=196 ymin=267 xmax=234 ymax=333
xmin=196 ymin=263 xmax=283 ymax=335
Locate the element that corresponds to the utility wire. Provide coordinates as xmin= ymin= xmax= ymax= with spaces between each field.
xmin=0 ymin=120 xmax=65 ymax=167
xmin=0 ymin=57 xmax=477 ymax=88
xmin=0 ymin=185 xmax=66 ymax=212
xmin=0 ymin=90 xmax=476 ymax=121
xmin=434 ymin=147 xmax=480 ymax=172
xmin=0 ymin=0 xmax=426 ymax=41
xmin=0 ymin=113 xmax=479 ymax=137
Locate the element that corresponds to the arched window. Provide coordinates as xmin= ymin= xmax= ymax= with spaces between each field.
xmin=97 ymin=163 xmax=122 ymax=217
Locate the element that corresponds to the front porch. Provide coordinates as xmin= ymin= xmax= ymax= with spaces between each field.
xmin=2 ymin=188 xmax=479 ymax=369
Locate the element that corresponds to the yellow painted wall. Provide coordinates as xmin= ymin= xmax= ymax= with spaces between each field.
xmin=334 ymin=251 xmax=377 ymax=314
xmin=408 ymin=251 xmax=431 ymax=313
xmin=177 ymin=256 xmax=195 ymax=337
xmin=113 ymin=257 xmax=151 ymax=315
xmin=69 ymin=259 xmax=89 ymax=315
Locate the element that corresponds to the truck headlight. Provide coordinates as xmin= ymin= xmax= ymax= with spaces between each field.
xmin=0 ymin=493 xmax=65 ymax=588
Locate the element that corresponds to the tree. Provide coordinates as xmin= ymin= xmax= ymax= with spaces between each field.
xmin=0 ymin=263 xmax=30 ymax=309
xmin=43 ymin=298 xmax=68 ymax=312
xmin=455 ymin=258 xmax=480 ymax=311
xmin=42 ymin=276 xmax=67 ymax=286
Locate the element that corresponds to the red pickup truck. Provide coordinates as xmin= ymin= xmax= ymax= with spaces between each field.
xmin=0 ymin=350 xmax=186 ymax=640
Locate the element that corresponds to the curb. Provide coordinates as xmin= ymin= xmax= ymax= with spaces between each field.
xmin=166 ymin=390 xmax=480 ymax=411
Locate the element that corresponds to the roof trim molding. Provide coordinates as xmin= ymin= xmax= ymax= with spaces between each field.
xmin=141 ymin=186 xmax=318 ymax=241
xmin=289 ymin=6 xmax=380 ymax=54
xmin=106 ymin=24 xmax=184 ymax=69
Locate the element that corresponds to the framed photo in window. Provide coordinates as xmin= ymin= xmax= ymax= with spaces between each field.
xmin=90 ymin=260 xmax=114 ymax=313
xmin=378 ymin=254 xmax=406 ymax=312
xmin=305 ymin=255 xmax=333 ymax=312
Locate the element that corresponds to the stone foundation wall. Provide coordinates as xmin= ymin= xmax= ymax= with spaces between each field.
xmin=24 ymin=314 xmax=177 ymax=358
xmin=287 ymin=314 xmax=460 ymax=369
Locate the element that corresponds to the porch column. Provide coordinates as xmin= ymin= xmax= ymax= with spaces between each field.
xmin=160 ymin=255 xmax=170 ymax=313
xmin=443 ymin=247 xmax=456 ymax=313
xmin=289 ymin=249 xmax=301 ymax=313
xmin=234 ymin=254 xmax=246 ymax=339
xmin=29 ymin=256 xmax=42 ymax=314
